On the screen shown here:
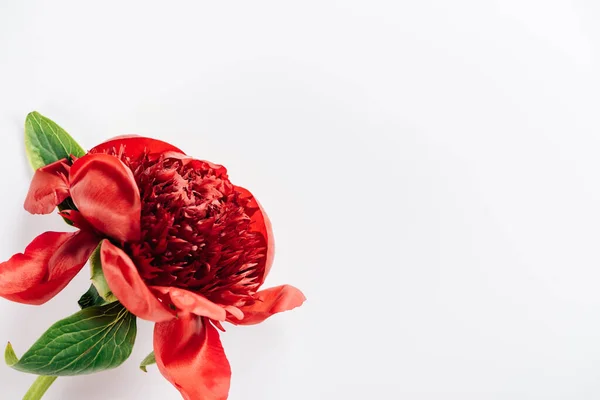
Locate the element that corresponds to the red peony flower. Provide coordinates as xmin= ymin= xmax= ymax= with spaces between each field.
xmin=0 ymin=136 xmax=305 ymax=400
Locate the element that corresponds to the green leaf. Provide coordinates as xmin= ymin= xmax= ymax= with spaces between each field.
xmin=89 ymin=241 xmax=117 ymax=303
xmin=7 ymin=302 xmax=136 ymax=376
xmin=139 ymin=351 xmax=156 ymax=372
xmin=24 ymin=111 xmax=86 ymax=170
xmin=78 ymin=285 xmax=106 ymax=309
xmin=4 ymin=342 xmax=19 ymax=366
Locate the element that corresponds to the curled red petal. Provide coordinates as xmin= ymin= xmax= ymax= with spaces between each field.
xmin=24 ymin=159 xmax=70 ymax=215
xmin=223 ymin=306 xmax=244 ymax=320
xmin=69 ymin=153 xmax=141 ymax=242
xmin=0 ymin=230 xmax=99 ymax=305
xmin=234 ymin=185 xmax=274 ymax=284
xmin=229 ymin=285 xmax=306 ymax=326
xmin=150 ymin=286 xmax=227 ymax=321
xmin=154 ymin=315 xmax=231 ymax=400
xmin=101 ymin=241 xmax=174 ymax=322
xmin=89 ymin=136 xmax=185 ymax=159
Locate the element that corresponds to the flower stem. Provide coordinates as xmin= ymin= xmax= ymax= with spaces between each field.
xmin=23 ymin=376 xmax=57 ymax=400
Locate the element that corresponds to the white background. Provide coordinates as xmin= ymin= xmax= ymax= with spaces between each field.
xmin=1 ymin=1 xmax=600 ymax=399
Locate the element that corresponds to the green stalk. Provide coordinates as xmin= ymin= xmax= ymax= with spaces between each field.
xmin=23 ymin=376 xmax=57 ymax=400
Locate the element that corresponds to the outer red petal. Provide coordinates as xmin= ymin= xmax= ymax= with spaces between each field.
xmin=154 ymin=315 xmax=231 ymax=400
xmin=150 ymin=286 xmax=227 ymax=321
xmin=89 ymin=136 xmax=185 ymax=158
xmin=100 ymin=241 xmax=174 ymax=322
xmin=0 ymin=230 xmax=99 ymax=305
xmin=69 ymin=153 xmax=141 ymax=242
xmin=230 ymin=285 xmax=306 ymax=326
xmin=24 ymin=159 xmax=70 ymax=214
xmin=234 ymin=185 xmax=274 ymax=284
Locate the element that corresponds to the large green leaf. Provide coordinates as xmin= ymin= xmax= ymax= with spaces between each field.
xmin=6 ymin=302 xmax=136 ymax=376
xmin=24 ymin=111 xmax=86 ymax=170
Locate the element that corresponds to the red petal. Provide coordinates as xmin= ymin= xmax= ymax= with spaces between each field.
xmin=230 ymin=285 xmax=306 ymax=326
xmin=154 ymin=315 xmax=231 ymax=400
xmin=24 ymin=159 xmax=70 ymax=214
xmin=234 ymin=185 xmax=274 ymax=284
xmin=223 ymin=306 xmax=244 ymax=320
xmin=100 ymin=241 xmax=174 ymax=322
xmin=163 ymin=153 xmax=228 ymax=177
xmin=0 ymin=230 xmax=99 ymax=305
xmin=150 ymin=286 xmax=226 ymax=321
xmin=69 ymin=153 xmax=141 ymax=242
xmin=212 ymin=320 xmax=226 ymax=332
xmin=89 ymin=136 xmax=184 ymax=158
xmin=58 ymin=210 xmax=94 ymax=231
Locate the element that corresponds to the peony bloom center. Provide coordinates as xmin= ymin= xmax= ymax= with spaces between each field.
xmin=109 ymin=150 xmax=267 ymax=306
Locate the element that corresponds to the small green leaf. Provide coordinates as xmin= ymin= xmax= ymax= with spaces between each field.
xmin=90 ymin=241 xmax=117 ymax=303
xmin=24 ymin=111 xmax=86 ymax=170
xmin=78 ymin=285 xmax=106 ymax=309
xmin=4 ymin=342 xmax=19 ymax=366
xmin=139 ymin=351 xmax=156 ymax=372
xmin=8 ymin=302 xmax=136 ymax=376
